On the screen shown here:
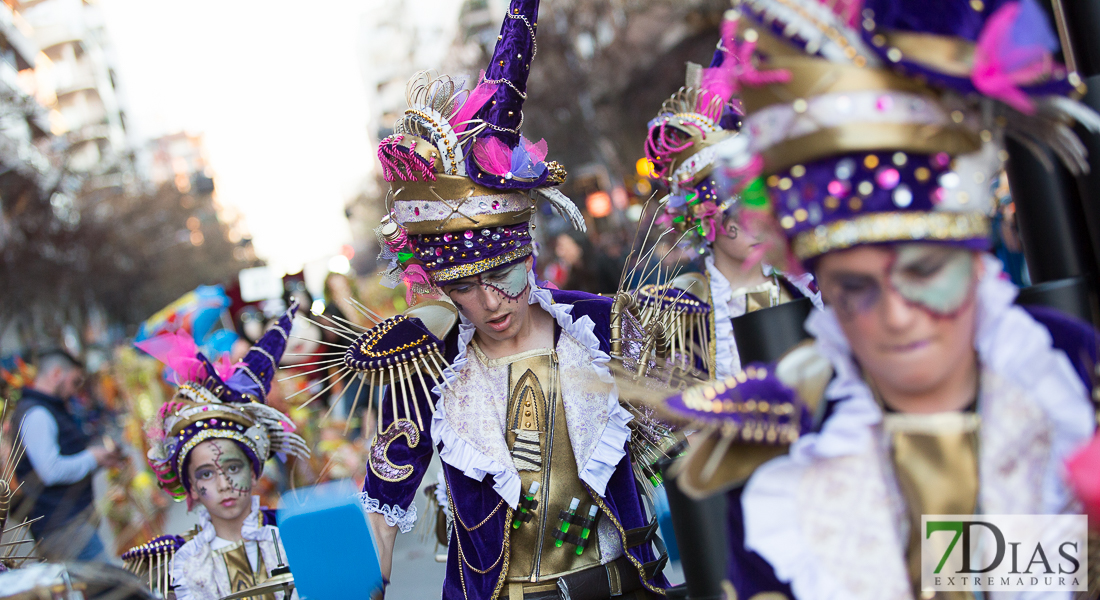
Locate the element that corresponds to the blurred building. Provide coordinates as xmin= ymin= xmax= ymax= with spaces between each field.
xmin=0 ymin=0 xmax=56 ymax=210
xmin=144 ymin=130 xmax=256 ymax=264
xmin=16 ymin=0 xmax=135 ymax=189
xmin=144 ymin=131 xmax=210 ymax=189
xmin=347 ymin=0 xmax=464 ymax=272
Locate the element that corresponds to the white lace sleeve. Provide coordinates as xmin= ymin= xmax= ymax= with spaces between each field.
xmin=359 ymin=491 xmax=418 ymax=533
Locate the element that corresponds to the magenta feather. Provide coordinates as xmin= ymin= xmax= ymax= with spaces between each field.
xmin=700 ymin=17 xmax=740 ymax=105
xmin=135 ymin=332 xmax=207 ymax=384
xmin=472 ymin=136 xmax=514 ymax=176
xmin=450 ymin=72 xmax=500 ymax=133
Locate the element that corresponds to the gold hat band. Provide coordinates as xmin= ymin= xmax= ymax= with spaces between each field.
xmin=791 ymin=211 xmax=990 ymax=260
xmin=430 ymin=245 xmax=533 ymax=283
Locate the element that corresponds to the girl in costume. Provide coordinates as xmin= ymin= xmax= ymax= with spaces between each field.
xmin=122 ymin=305 xmax=309 ymax=600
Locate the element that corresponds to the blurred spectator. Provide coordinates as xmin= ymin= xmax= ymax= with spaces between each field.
xmin=544 ymin=231 xmax=621 ymax=294
xmin=990 ymin=175 xmax=1030 ymax=287
xmin=13 ymin=350 xmax=125 ymax=562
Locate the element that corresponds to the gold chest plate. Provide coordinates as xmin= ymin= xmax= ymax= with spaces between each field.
xmin=473 ymin=346 xmax=603 ymax=584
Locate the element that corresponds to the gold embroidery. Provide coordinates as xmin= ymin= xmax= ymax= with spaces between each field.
xmin=213 ymin=540 xmax=273 ymax=600
xmin=791 ymin=212 xmax=990 ymax=261
xmin=368 ymin=419 xmax=420 ymax=482
xmin=430 ymin=245 xmax=533 ymax=283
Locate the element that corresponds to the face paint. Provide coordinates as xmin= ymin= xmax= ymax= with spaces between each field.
xmin=825 ymin=244 xmax=976 ymax=320
xmin=478 ymin=262 xmax=529 ymax=300
xmin=209 ymin=439 xmax=253 ymax=495
xmin=889 ymin=244 xmax=975 ymax=316
xmin=442 ymin=261 xmax=530 ymax=302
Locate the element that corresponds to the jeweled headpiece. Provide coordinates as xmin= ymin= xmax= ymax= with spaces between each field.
xmin=138 ymin=303 xmax=309 ymax=500
xmin=377 ymin=0 xmax=584 ymax=286
xmin=647 ymin=11 xmax=755 ymax=253
xmin=715 ymin=0 xmax=1099 ymax=265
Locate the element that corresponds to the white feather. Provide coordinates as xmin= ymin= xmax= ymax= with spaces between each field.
xmin=531 ymin=187 xmax=587 ymax=232
xmin=1038 ymin=95 xmax=1100 ymax=134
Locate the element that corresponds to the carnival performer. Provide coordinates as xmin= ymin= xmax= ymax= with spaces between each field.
xmin=654 ymin=1 xmax=1100 ymax=598
xmin=642 ymin=10 xmax=820 ymax=380
xmin=291 ymin=1 xmax=672 ymax=598
xmin=121 ymin=305 xmax=309 ymax=600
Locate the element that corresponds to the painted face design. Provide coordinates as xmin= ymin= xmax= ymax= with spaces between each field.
xmin=192 ymin=439 xmax=253 ymax=498
xmin=444 ymin=261 xmax=530 ymax=303
xmin=829 ymin=244 xmax=975 ymax=319
xmin=889 ymin=244 xmax=975 ymax=315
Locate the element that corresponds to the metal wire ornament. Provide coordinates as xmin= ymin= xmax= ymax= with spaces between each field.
xmin=282 ymin=299 xmax=457 ymax=433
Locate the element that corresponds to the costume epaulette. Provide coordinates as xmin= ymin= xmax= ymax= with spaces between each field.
xmin=285 ymin=299 xmax=458 ymax=432
xmin=122 ymin=534 xmax=186 ymax=595
xmin=664 ymin=341 xmax=833 ymax=497
xmin=633 ymin=272 xmax=714 ymax=375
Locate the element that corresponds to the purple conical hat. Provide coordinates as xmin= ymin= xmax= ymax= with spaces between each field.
xmin=376 ymin=0 xmax=584 ymax=285
xmin=712 ymin=0 xmax=1100 ymax=267
xmin=217 ymin=300 xmax=297 ymax=403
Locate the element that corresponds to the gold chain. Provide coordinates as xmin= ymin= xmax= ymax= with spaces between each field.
xmin=453 ymin=497 xmax=504 ymax=531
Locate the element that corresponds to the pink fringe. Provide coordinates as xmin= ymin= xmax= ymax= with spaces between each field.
xmin=402 ymin=264 xmax=433 ymax=305
xmin=645 ymin=120 xmax=696 ymax=178
xmin=379 ymin=135 xmax=437 ymax=182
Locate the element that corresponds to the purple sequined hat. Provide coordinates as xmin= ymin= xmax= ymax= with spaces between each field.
xmin=376 ymin=0 xmax=585 ymax=285
xmin=713 ymin=0 xmax=1097 ymax=266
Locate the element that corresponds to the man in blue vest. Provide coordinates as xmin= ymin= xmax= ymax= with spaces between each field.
xmin=13 ymin=350 xmax=124 ymax=561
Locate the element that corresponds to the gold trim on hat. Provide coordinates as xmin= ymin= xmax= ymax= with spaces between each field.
xmin=175 ymin=429 xmax=260 ymax=477
xmin=738 ymin=52 xmax=980 ymax=173
xmin=431 ymin=245 xmax=533 ymax=283
xmin=790 ymin=211 xmax=990 ymax=260
xmin=391 ymin=175 xmax=534 ymax=234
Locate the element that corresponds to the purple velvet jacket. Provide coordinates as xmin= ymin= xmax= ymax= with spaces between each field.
xmin=362 ymin=289 xmax=668 ymax=599
xmin=722 ymin=304 xmax=1100 ymax=598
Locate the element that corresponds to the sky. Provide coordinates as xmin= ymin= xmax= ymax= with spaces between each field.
xmin=97 ymin=0 xmax=376 ymax=274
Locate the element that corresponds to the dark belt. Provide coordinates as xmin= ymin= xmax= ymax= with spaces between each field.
xmin=553 ymin=518 xmax=668 ymax=600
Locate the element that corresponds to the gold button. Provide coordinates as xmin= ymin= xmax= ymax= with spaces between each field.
xmin=524 ymin=410 xmax=532 ymax=417
xmin=525 ymin=401 xmax=531 ymax=407
xmin=525 ymin=422 xmax=532 ymax=428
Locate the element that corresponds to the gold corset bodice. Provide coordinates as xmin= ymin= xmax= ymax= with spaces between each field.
xmin=470 ymin=344 xmax=604 ymax=588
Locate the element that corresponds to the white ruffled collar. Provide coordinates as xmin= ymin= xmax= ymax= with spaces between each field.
xmin=192 ymin=496 xmax=266 ymax=545
xmin=429 ymin=272 xmax=633 ymax=507
xmin=704 ymin=255 xmax=739 ymax=379
xmin=704 ymin=255 xmax=823 ymax=379
xmin=742 ymin=255 xmax=1096 ymax=600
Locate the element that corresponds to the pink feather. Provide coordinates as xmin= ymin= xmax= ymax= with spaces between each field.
xmin=450 ymin=72 xmax=500 ymax=133
xmin=472 ymin=137 xmax=514 ymax=176
xmin=135 ymin=332 xmax=207 ymax=384
xmin=700 ymin=17 xmax=740 ymax=104
xmin=522 ymin=137 xmax=548 ymax=164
